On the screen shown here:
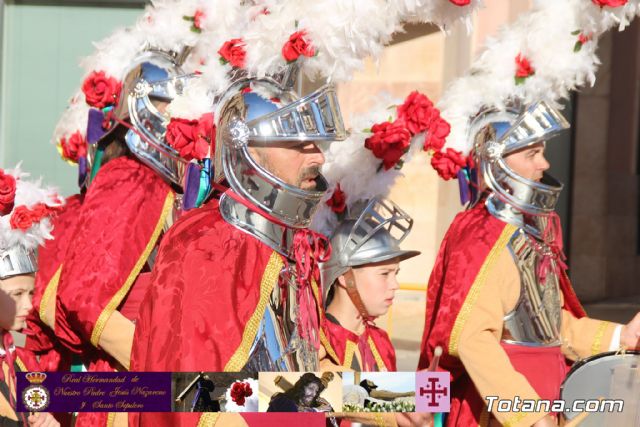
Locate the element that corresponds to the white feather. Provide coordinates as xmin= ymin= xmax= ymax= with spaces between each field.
xmin=0 ymin=165 xmax=63 ymax=252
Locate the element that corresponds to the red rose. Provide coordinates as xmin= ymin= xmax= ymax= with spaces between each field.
xmin=578 ymin=33 xmax=591 ymax=44
xmin=282 ymin=30 xmax=315 ymax=63
xmin=82 ymin=71 xmax=122 ymax=109
xmin=326 ymin=184 xmax=347 ymax=214
xmin=515 ymin=54 xmax=535 ymax=84
xmin=396 ymin=91 xmax=435 ymax=136
xmin=193 ymin=10 xmax=205 ymax=29
xmin=424 ymin=114 xmax=451 ymax=152
xmin=365 ymin=121 xmax=411 ymax=171
xmin=10 ymin=205 xmax=34 ymax=230
xmin=431 ymin=148 xmax=467 ymax=180
xmin=166 ymin=114 xmax=213 ymax=161
xmin=0 ymin=170 xmax=16 ymax=216
xmin=592 ymin=0 xmax=628 ymax=7
xmin=218 ymin=38 xmax=246 ymax=68
xmin=231 ymin=382 xmax=253 ymax=406
xmin=59 ymin=131 xmax=87 ymax=163
xmin=449 ymin=0 xmax=471 ymax=5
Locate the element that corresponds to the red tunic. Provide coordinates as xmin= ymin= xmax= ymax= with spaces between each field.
xmin=130 ymin=198 xmax=323 ymax=427
xmin=24 ymin=193 xmax=84 ymax=372
xmin=417 ymin=203 xmax=585 ymax=426
xmin=52 ymin=156 xmax=173 ymax=427
xmin=321 ymin=316 xmax=396 ymax=371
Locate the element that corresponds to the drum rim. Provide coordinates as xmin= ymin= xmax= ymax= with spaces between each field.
xmin=560 ymin=349 xmax=640 ymax=396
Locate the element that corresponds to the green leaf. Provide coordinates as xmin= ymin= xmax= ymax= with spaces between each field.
xmin=574 ymin=41 xmax=582 ymax=52
xmin=183 ymin=15 xmax=195 ymax=22
xmin=362 ymin=127 xmax=371 ymax=133
xmin=190 ymin=26 xmax=202 ymax=34
xmin=219 ymin=57 xmax=229 ymax=65
xmin=515 ymin=76 xmax=526 ymax=85
xmin=571 ymin=29 xmax=581 ymax=35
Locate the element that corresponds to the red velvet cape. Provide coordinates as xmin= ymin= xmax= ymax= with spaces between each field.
xmin=52 ymin=157 xmax=173 ymax=427
xmin=130 ymin=199 xmax=324 ymax=426
xmin=417 ymin=203 xmax=585 ymax=426
xmin=321 ymin=317 xmax=396 ymax=371
xmin=24 ymin=193 xmax=84 ymax=372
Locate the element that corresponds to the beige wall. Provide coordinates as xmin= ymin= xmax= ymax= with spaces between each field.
xmin=570 ymin=20 xmax=640 ymax=301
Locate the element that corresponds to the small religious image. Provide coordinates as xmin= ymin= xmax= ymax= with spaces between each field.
xmin=172 ymin=372 xmax=259 ymax=413
xmin=258 ymin=372 xmax=342 ymax=414
xmin=342 ymin=372 xmax=416 ymax=412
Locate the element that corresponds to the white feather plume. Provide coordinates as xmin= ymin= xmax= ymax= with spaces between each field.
xmin=438 ymin=0 xmax=640 ymax=157
xmin=312 ymin=94 xmax=426 ymax=237
xmin=51 ymin=91 xmax=90 ymax=145
xmin=0 ymin=165 xmax=64 ymax=252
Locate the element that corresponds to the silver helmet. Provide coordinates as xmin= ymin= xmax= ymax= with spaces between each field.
xmin=215 ymin=75 xmax=347 ymax=229
xmin=0 ymin=246 xmax=37 ymax=280
xmin=320 ymin=198 xmax=420 ymax=306
xmin=98 ymin=48 xmax=197 ymax=189
xmin=469 ymin=100 xmax=569 ymax=234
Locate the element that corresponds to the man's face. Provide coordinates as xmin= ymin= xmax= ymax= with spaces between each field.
xmin=301 ymin=382 xmax=320 ymax=406
xmin=504 ymin=142 xmax=550 ymax=182
xmin=249 ymin=141 xmax=325 ymax=190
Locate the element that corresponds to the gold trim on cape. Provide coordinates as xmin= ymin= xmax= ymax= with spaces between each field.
xmin=39 ymin=265 xmax=62 ymax=329
xmin=223 ymin=252 xmax=284 ymax=371
xmin=90 ymin=191 xmax=175 ymax=347
xmin=448 ymin=224 xmax=517 ymax=357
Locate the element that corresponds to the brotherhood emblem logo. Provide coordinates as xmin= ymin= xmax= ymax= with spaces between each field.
xmin=21 ymin=372 xmax=50 ymax=412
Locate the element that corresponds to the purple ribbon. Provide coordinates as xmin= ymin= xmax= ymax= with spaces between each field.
xmin=86 ymin=108 xmax=106 ymax=144
xmin=182 ymin=163 xmax=201 ymax=211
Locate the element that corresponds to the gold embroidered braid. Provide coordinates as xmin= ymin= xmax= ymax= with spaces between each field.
xmin=374 ymin=413 xmax=387 ymax=427
xmin=367 ymin=336 xmax=387 ymax=371
xmin=39 ymin=265 xmax=62 ymax=329
xmin=449 ymin=224 xmax=517 ymax=357
xmin=591 ymin=321 xmax=609 ymax=355
xmin=197 ymin=413 xmax=220 ymax=427
xmin=502 ymin=411 xmax=529 ymax=427
xmin=320 ymin=328 xmax=340 ymax=363
xmin=91 ymin=191 xmax=175 ymax=347
xmin=223 ymin=252 xmax=284 ymax=371
xmin=343 ymin=340 xmax=358 ymax=370
xmin=15 ymin=356 xmax=27 ymax=372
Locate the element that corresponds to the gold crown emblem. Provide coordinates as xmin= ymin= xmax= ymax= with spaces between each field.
xmin=25 ymin=372 xmax=47 ymax=384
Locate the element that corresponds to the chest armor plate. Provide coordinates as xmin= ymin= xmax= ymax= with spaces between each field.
xmin=501 ymin=229 xmax=562 ymax=347
xmin=242 ymin=262 xmax=318 ymax=372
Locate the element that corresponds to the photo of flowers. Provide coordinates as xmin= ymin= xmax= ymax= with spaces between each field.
xmin=342 ymin=372 xmax=416 ymax=412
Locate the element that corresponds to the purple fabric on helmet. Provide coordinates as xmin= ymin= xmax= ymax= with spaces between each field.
xmin=469 ymin=167 xmax=479 ymax=203
xmin=78 ymin=156 xmax=87 ymax=188
xmin=182 ymin=163 xmax=201 ymax=211
xmin=458 ymin=168 xmax=470 ymax=205
xmin=86 ymin=108 xmax=106 ymax=144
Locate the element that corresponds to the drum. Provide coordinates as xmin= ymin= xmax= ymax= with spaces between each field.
xmin=560 ymin=351 xmax=639 ymax=426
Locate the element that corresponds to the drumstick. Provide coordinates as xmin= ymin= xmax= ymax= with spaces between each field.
xmin=563 ymin=397 xmax=603 ymax=427
xmin=428 ymin=346 xmax=443 ymax=372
